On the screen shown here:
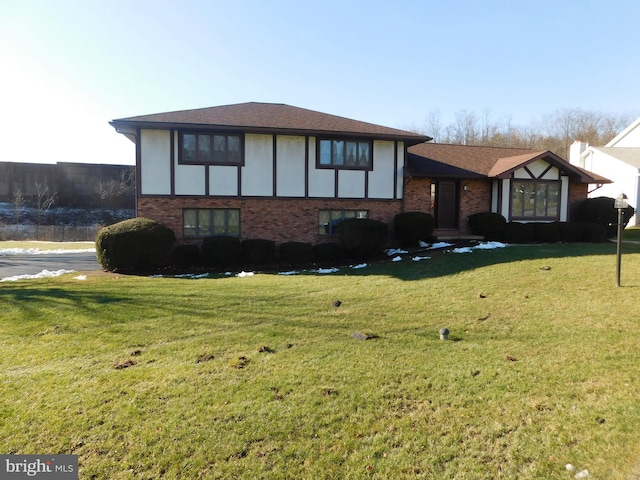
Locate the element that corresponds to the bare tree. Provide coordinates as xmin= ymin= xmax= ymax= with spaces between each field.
xmin=35 ymin=180 xmax=57 ymax=227
xmin=12 ymin=189 xmax=27 ymax=225
xmin=98 ymin=169 xmax=135 ymax=213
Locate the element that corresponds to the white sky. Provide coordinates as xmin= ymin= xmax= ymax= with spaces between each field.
xmin=1 ymin=0 xmax=639 ymax=165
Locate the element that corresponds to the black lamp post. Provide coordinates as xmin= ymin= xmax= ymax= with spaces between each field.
xmin=615 ymin=193 xmax=628 ymax=287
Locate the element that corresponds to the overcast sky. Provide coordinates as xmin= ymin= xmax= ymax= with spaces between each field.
xmin=1 ymin=0 xmax=638 ymax=165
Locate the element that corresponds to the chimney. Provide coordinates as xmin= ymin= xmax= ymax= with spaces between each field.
xmin=569 ymin=141 xmax=588 ymax=168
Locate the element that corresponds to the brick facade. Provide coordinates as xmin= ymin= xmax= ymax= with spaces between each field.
xmin=138 ymin=196 xmax=403 ymax=245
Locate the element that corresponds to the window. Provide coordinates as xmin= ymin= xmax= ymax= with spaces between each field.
xmin=319 ymin=209 xmax=368 ymax=236
xmin=318 ymin=139 xmax=371 ymax=169
xmin=511 ymin=181 xmax=559 ymax=219
xmin=183 ymin=208 xmax=240 ymax=236
xmin=181 ymin=133 xmax=242 ymax=165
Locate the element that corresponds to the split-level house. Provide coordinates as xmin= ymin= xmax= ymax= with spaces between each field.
xmin=569 ymin=117 xmax=640 ymax=226
xmin=111 ymin=102 xmax=609 ymax=243
xmin=109 ymin=102 xmax=430 ymax=244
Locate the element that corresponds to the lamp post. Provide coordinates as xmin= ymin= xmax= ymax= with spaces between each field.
xmin=615 ymin=193 xmax=628 ymax=287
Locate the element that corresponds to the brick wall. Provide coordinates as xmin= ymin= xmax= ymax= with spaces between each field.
xmin=138 ymin=196 xmax=403 ymax=244
xmin=568 ymin=183 xmax=588 ymax=220
xmin=458 ymin=179 xmax=492 ymax=233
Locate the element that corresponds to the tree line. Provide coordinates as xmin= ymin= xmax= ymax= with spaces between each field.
xmin=408 ymin=108 xmax=638 ymax=158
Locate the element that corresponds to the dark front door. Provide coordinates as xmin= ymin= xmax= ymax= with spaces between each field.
xmin=436 ymin=180 xmax=458 ymax=229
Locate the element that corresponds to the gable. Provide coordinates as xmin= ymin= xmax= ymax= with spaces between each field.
xmin=606 ymin=117 xmax=640 ymax=147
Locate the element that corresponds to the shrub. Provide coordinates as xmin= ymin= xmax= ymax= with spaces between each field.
xmin=201 ymin=236 xmax=241 ymax=268
xmin=573 ymin=197 xmax=635 ymax=237
xmin=393 ymin=212 xmax=435 ymax=246
xmin=242 ymin=239 xmax=277 ymax=266
xmin=502 ymin=222 xmax=535 ymax=244
xmin=313 ymin=242 xmax=345 ymax=263
xmin=533 ymin=222 xmax=561 ymax=243
xmin=96 ymin=217 xmax=175 ymax=272
xmin=468 ymin=212 xmax=507 ymax=241
xmin=171 ymin=244 xmax=200 ymax=269
xmin=559 ymin=222 xmax=585 ymax=243
xmin=581 ymin=222 xmax=608 ymax=243
xmin=339 ymin=218 xmax=389 ymax=259
xmin=279 ymin=241 xmax=314 ymax=265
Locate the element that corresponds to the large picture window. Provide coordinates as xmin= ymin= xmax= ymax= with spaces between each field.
xmin=319 ymin=209 xmax=368 ymax=236
xmin=181 ymin=133 xmax=242 ymax=165
xmin=318 ymin=139 xmax=371 ymax=169
xmin=183 ymin=208 xmax=240 ymax=237
xmin=511 ymin=181 xmax=559 ymax=219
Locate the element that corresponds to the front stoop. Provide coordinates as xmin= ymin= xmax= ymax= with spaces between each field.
xmin=434 ymin=229 xmax=483 ymax=241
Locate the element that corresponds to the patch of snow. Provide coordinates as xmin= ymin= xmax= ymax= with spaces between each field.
xmin=451 ymin=247 xmax=473 ymax=253
xmin=278 ymin=270 xmax=299 ymax=275
xmin=412 ymin=256 xmax=431 ymax=261
xmin=429 ymin=242 xmax=454 ymax=250
xmin=386 ymin=248 xmax=408 ymax=256
xmin=236 ymin=271 xmax=255 ymax=277
xmin=174 ymin=273 xmax=210 ymax=279
xmin=1 ymin=269 xmax=75 ymax=282
xmin=316 ymin=267 xmax=339 ymax=274
xmin=418 ymin=240 xmax=430 ymax=248
xmin=73 ymin=275 xmax=87 ymax=281
xmin=473 ymin=241 xmax=507 ymax=249
xmin=0 ymin=248 xmax=95 ymax=256
xmin=351 ymin=263 xmax=368 ymax=269
xmin=391 ymin=256 xmax=403 ymax=262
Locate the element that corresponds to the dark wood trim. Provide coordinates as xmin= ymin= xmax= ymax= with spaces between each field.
xmin=273 ymin=135 xmax=278 ymax=196
xmin=304 ymin=136 xmax=309 ymax=198
xmin=539 ymin=164 xmax=554 ymax=179
xmin=237 ymin=164 xmax=242 ymax=197
xmin=315 ymin=137 xmax=373 ymax=172
xmin=393 ymin=141 xmax=398 ymax=200
xmin=169 ymin=130 xmax=176 ymax=196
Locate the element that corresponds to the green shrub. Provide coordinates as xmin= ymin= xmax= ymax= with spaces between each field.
xmin=502 ymin=222 xmax=535 ymax=244
xmin=313 ymin=242 xmax=345 ymax=263
xmin=468 ymin=212 xmax=507 ymax=241
xmin=533 ymin=222 xmax=561 ymax=243
xmin=573 ymin=197 xmax=635 ymax=237
xmin=96 ymin=217 xmax=175 ymax=272
xmin=201 ymin=236 xmax=241 ymax=268
xmin=581 ymin=222 xmax=608 ymax=243
xmin=339 ymin=218 xmax=389 ymax=259
xmin=393 ymin=212 xmax=435 ymax=246
xmin=171 ymin=244 xmax=200 ymax=269
xmin=242 ymin=239 xmax=277 ymax=266
xmin=559 ymin=222 xmax=585 ymax=243
xmin=279 ymin=241 xmax=314 ymax=265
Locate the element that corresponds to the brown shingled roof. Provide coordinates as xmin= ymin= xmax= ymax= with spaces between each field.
xmin=407 ymin=143 xmax=611 ymax=184
xmin=111 ymin=102 xmax=430 ymax=143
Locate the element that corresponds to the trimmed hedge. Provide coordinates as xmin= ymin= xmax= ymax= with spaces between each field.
xmin=171 ymin=244 xmax=200 ymax=269
xmin=279 ymin=241 xmax=314 ymax=265
xmin=573 ymin=196 xmax=635 ymax=237
xmin=559 ymin=222 xmax=585 ymax=243
xmin=242 ymin=239 xmax=277 ymax=265
xmin=96 ymin=217 xmax=175 ymax=272
xmin=581 ymin=222 xmax=608 ymax=243
xmin=533 ymin=222 xmax=561 ymax=243
xmin=393 ymin=212 xmax=435 ymax=246
xmin=468 ymin=212 xmax=507 ymax=241
xmin=502 ymin=222 xmax=535 ymax=244
xmin=339 ymin=218 xmax=389 ymax=259
xmin=201 ymin=236 xmax=241 ymax=268
xmin=313 ymin=242 xmax=345 ymax=263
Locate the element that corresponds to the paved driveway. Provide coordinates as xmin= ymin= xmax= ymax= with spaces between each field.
xmin=0 ymin=252 xmax=100 ymax=280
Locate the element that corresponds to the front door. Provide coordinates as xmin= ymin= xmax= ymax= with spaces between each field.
xmin=435 ymin=180 xmax=458 ymax=229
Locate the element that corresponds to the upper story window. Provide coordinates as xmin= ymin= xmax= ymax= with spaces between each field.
xmin=511 ymin=181 xmax=559 ymax=220
xmin=181 ymin=133 xmax=243 ymax=165
xmin=318 ymin=139 xmax=372 ymax=169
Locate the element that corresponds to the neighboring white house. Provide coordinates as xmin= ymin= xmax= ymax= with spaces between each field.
xmin=569 ymin=117 xmax=640 ymax=226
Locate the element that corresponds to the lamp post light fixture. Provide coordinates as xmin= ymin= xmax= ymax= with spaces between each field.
xmin=615 ymin=193 xmax=629 ymax=287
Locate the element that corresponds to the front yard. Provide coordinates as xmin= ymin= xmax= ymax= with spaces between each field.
xmin=1 ymin=240 xmax=640 ymax=479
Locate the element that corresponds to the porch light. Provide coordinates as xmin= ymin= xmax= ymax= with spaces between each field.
xmin=615 ymin=193 xmax=628 ymax=287
xmin=463 ymin=185 xmax=469 ymax=192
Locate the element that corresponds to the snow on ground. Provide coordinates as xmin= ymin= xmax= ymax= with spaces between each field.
xmin=1 ymin=269 xmax=75 ymax=282
xmin=0 ymin=247 xmax=95 ymax=255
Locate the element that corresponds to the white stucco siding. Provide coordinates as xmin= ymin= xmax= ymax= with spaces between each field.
xmin=308 ymin=137 xmax=335 ymax=197
xmin=501 ymin=179 xmax=511 ymax=218
xmin=560 ymin=176 xmax=569 ymax=221
xmin=175 ymin=163 xmax=205 ymax=195
xmin=210 ymin=166 xmax=238 ymax=196
xmin=513 ymin=160 xmax=559 ymax=180
xmin=396 ymin=142 xmax=404 ymax=199
xmin=589 ymin=153 xmax=639 ymax=225
xmin=243 ymin=134 xmax=274 ymax=196
xmin=338 ymin=170 xmax=365 ymax=197
xmin=368 ymin=140 xmax=395 ymax=199
xmin=140 ymin=129 xmax=171 ymax=194
xmin=276 ymin=135 xmax=305 ymax=197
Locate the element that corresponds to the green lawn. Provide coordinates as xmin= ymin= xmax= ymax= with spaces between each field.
xmin=2 ymin=241 xmax=640 ymax=479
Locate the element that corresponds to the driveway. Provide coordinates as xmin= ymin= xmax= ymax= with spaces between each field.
xmin=0 ymin=252 xmax=100 ymax=281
